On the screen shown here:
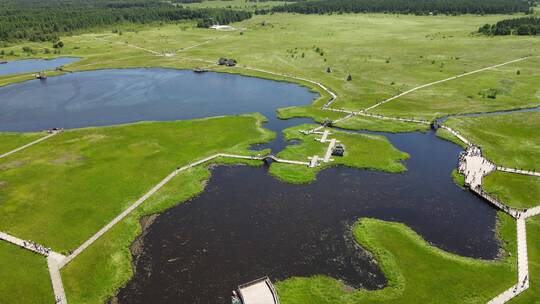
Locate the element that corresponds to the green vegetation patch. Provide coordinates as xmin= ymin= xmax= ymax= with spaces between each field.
xmin=0 ymin=242 xmax=54 ymax=303
xmin=335 ymin=116 xmax=429 ymax=133
xmin=483 ymin=171 xmax=540 ymax=209
xmin=269 ymin=124 xmax=408 ymax=183
xmin=373 ymin=57 xmax=540 ymax=120
xmin=277 ymin=215 xmax=517 ymax=304
xmin=0 ymin=114 xmax=272 ymax=252
xmin=444 ymin=111 xmax=540 ymax=170
xmin=62 ymin=165 xmax=211 ymax=303
xmin=0 ymin=132 xmax=45 ymax=156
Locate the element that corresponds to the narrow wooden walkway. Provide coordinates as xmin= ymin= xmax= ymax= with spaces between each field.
xmin=60 ymin=153 xmax=310 ymax=268
xmin=323 ymin=139 xmax=336 ymax=163
xmin=0 ymin=131 xmax=59 ymax=160
xmin=497 ymin=166 xmax=540 ymax=178
xmin=0 ymin=231 xmax=68 ymax=303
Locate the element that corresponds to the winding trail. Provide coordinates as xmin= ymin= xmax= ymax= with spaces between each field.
xmin=0 ymin=131 xmax=59 ymax=160
xmin=362 ymin=57 xmax=528 ymax=112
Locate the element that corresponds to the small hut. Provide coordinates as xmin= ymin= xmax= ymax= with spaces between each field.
xmin=322 ymin=119 xmax=333 ymax=127
xmin=226 ymin=59 xmax=237 ymax=67
xmin=35 ymin=71 xmax=47 ymax=80
xmin=218 ymin=57 xmax=228 ymax=65
xmin=332 ymin=144 xmax=345 ymax=156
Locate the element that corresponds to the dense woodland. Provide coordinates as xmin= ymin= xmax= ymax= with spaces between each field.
xmin=263 ymin=0 xmax=533 ymax=15
xmin=0 ymin=0 xmax=251 ymax=43
xmin=479 ymin=16 xmax=540 ymax=35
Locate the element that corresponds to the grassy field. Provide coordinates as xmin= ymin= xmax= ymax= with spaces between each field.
xmin=373 ymin=57 xmax=540 ymax=120
xmin=0 ymin=114 xmax=272 ymax=252
xmin=0 ymin=132 xmax=46 ymax=156
xmin=268 ymin=124 xmax=408 ymax=183
xmin=483 ymin=171 xmax=540 ymax=209
xmin=277 ymin=215 xmax=517 ymax=304
xmin=61 ymin=165 xmax=212 ymax=304
xmin=444 ymin=111 xmax=540 ymax=170
xmin=0 ymin=242 xmax=54 ymax=303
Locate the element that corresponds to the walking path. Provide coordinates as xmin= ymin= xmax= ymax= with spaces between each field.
xmin=0 ymin=231 xmax=68 ymax=304
xmin=0 ymin=131 xmax=59 ymax=160
xmin=60 ymin=153 xmax=310 ymax=268
xmin=362 ymin=57 xmax=528 ymax=112
xmin=323 ymin=138 xmax=337 ymax=163
xmin=48 ymin=256 xmax=68 ymax=304
xmin=497 ymin=166 xmax=540 ymax=178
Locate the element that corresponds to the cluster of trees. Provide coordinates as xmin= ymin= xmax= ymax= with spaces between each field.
xmin=197 ymin=10 xmax=252 ymax=27
xmin=479 ymin=16 xmax=540 ymax=35
xmin=0 ymin=0 xmax=252 ymax=42
xmin=259 ymin=0 xmax=531 ymax=15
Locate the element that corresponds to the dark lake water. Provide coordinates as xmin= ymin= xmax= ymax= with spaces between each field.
xmin=0 ymin=57 xmax=80 ymax=76
xmin=0 ymin=68 xmax=316 ymax=132
xmin=116 ymin=129 xmax=500 ymax=304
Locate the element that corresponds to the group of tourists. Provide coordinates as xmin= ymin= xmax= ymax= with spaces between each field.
xmin=21 ymin=240 xmax=51 ymax=255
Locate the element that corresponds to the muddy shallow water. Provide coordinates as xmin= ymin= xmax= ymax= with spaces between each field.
xmin=116 ymin=129 xmax=500 ymax=304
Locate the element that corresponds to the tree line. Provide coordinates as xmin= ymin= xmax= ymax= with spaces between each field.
xmin=258 ymin=0 xmax=532 ymax=15
xmin=0 ymin=0 xmax=252 ymax=43
xmin=479 ymin=16 xmax=540 ymax=35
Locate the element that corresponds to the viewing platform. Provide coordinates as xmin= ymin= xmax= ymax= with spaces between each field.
xmin=232 ymin=277 xmax=279 ymax=304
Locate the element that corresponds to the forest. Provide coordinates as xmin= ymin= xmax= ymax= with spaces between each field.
xmin=479 ymin=16 xmax=540 ymax=35
xmin=0 ymin=0 xmax=251 ymax=43
xmin=264 ymin=0 xmax=532 ymax=15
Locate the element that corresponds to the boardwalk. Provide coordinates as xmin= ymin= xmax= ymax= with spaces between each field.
xmin=61 ymin=153 xmax=310 ymax=268
xmin=47 ymin=256 xmax=67 ymax=304
xmin=323 ymin=139 xmax=337 ymax=163
xmin=0 ymin=131 xmax=59 ymax=160
xmin=497 ymin=166 xmax=540 ymax=178
xmin=488 ymin=218 xmax=529 ymax=304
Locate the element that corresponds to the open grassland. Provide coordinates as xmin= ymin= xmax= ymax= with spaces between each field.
xmin=373 ymin=57 xmax=540 ymax=120
xmin=483 ymin=171 xmax=540 ymax=209
xmin=0 ymin=242 xmax=54 ymax=303
xmin=0 ymin=132 xmax=45 ymax=156
xmin=277 ymin=215 xmax=517 ymax=304
xmin=444 ymin=111 xmax=540 ymax=170
xmin=269 ymin=124 xmax=408 ymax=183
xmin=0 ymin=114 xmax=272 ymax=252
xmin=61 ymin=165 xmax=211 ymax=304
